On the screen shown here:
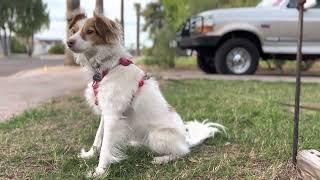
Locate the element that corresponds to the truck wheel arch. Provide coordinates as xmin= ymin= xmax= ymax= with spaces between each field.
xmin=216 ymin=30 xmax=263 ymax=56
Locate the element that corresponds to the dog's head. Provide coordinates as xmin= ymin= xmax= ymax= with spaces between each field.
xmin=67 ymin=12 xmax=122 ymax=53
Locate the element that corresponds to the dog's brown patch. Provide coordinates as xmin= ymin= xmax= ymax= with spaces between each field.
xmin=70 ymin=23 xmax=80 ymax=36
xmin=80 ymin=18 xmax=105 ymax=45
xmin=76 ymin=13 xmax=122 ymax=45
xmin=93 ymin=12 xmax=122 ymax=45
xmin=68 ymin=13 xmax=86 ymax=29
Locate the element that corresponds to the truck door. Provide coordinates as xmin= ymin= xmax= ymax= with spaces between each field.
xmin=277 ymin=4 xmax=299 ymax=54
xmin=278 ymin=0 xmax=320 ymax=54
xmin=303 ymin=1 xmax=320 ymax=54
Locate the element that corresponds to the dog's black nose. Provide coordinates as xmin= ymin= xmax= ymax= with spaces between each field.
xmin=67 ymin=39 xmax=75 ymax=48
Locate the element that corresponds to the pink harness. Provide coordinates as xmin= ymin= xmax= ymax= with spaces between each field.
xmin=92 ymin=58 xmax=146 ymax=105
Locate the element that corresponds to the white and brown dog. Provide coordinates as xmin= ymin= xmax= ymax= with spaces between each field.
xmin=67 ymin=12 xmax=225 ymax=177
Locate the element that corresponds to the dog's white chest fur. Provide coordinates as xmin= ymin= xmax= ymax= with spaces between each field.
xmin=84 ymin=65 xmax=187 ymax=135
xmin=84 ymin=64 xmax=145 ymax=113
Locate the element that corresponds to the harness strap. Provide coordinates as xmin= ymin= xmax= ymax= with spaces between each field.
xmin=119 ymin=57 xmax=133 ymax=66
xmin=92 ymin=58 xmax=147 ymax=105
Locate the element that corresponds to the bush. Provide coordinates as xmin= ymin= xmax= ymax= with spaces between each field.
xmin=48 ymin=43 xmax=65 ymax=54
xmin=143 ymin=24 xmax=177 ymax=68
xmin=10 ymin=37 xmax=27 ymax=53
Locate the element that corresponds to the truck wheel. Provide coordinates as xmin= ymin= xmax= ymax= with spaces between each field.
xmin=197 ymin=53 xmax=216 ymax=74
xmin=214 ymin=38 xmax=259 ymax=75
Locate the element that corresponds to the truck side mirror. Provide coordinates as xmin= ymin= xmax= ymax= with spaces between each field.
xmin=304 ymin=0 xmax=317 ymax=9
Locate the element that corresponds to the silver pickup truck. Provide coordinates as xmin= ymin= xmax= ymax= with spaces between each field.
xmin=176 ymin=0 xmax=320 ymax=74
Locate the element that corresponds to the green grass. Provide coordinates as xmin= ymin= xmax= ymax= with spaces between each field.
xmin=137 ymin=56 xmax=197 ymax=69
xmin=174 ymin=57 xmax=197 ymax=69
xmin=1 ymin=80 xmax=320 ymax=179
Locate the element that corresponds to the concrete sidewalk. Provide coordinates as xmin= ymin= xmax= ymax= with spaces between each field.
xmin=156 ymin=70 xmax=320 ymax=83
xmin=0 ymin=66 xmax=87 ymax=122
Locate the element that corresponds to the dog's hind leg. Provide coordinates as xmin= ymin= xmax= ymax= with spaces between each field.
xmin=147 ymin=128 xmax=190 ymax=164
xmin=79 ymin=116 xmax=104 ymax=159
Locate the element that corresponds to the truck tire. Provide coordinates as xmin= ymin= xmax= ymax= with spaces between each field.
xmin=197 ymin=53 xmax=216 ymax=74
xmin=214 ymin=38 xmax=259 ymax=75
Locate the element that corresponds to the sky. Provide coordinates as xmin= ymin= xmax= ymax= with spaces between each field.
xmin=35 ymin=0 xmax=154 ymax=48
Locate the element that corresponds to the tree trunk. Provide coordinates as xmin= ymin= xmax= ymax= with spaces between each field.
xmin=135 ymin=3 xmax=141 ymax=56
xmin=0 ymin=31 xmax=3 ymax=55
xmin=95 ymin=0 xmax=104 ymax=14
xmin=27 ymin=34 xmax=34 ymax=57
xmin=3 ymin=30 xmax=8 ymax=57
xmin=8 ymin=31 xmax=12 ymax=56
xmin=120 ymin=0 xmax=125 ymax=45
xmin=25 ymin=37 xmax=31 ymax=57
xmin=65 ymin=0 xmax=80 ymax=66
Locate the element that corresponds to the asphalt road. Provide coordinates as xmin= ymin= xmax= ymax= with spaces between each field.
xmin=0 ymin=55 xmax=64 ymax=76
xmin=0 ymin=66 xmax=85 ymax=121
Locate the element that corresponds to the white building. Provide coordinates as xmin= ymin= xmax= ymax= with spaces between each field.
xmin=33 ymin=38 xmax=63 ymax=55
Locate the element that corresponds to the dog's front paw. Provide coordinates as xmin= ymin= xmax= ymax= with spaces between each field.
xmin=86 ymin=167 xmax=106 ymax=178
xmin=129 ymin=141 xmax=142 ymax=147
xmin=78 ymin=147 xmax=95 ymax=159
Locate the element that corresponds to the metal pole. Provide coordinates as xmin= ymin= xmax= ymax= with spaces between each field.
xmin=292 ymin=0 xmax=306 ymax=165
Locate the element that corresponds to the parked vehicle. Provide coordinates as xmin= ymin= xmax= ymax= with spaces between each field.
xmin=176 ymin=0 xmax=320 ymax=74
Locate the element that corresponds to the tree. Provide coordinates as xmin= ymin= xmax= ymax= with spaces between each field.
xmin=0 ymin=3 xmax=9 ymax=56
xmin=95 ymin=0 xmax=104 ymax=14
xmin=162 ymin=0 xmax=190 ymax=30
xmin=65 ymin=0 xmax=80 ymax=66
xmin=120 ymin=0 xmax=125 ymax=44
xmin=0 ymin=0 xmax=20 ymax=56
xmin=15 ymin=0 xmax=49 ymax=57
xmin=141 ymin=2 xmax=164 ymax=41
xmin=134 ymin=3 xmax=141 ymax=56
xmin=141 ymin=1 xmax=180 ymax=67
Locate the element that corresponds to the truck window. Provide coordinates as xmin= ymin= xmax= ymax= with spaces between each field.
xmin=287 ymin=0 xmax=297 ymax=8
xmin=287 ymin=0 xmax=320 ymax=8
xmin=313 ymin=0 xmax=320 ymax=8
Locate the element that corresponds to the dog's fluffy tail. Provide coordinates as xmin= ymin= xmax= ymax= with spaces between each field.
xmin=185 ymin=120 xmax=226 ymax=148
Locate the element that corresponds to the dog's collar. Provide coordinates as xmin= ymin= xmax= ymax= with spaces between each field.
xmin=92 ymin=70 xmax=108 ymax=82
xmin=92 ymin=57 xmax=140 ymax=105
xmin=92 ymin=57 xmax=133 ymax=82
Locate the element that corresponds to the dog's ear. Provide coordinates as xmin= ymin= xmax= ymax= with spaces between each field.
xmin=68 ymin=13 xmax=86 ymax=29
xmin=93 ymin=12 xmax=122 ymax=44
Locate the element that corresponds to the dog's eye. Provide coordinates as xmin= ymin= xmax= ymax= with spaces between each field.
xmin=70 ymin=29 xmax=76 ymax=34
xmin=87 ymin=30 xmax=94 ymax=34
